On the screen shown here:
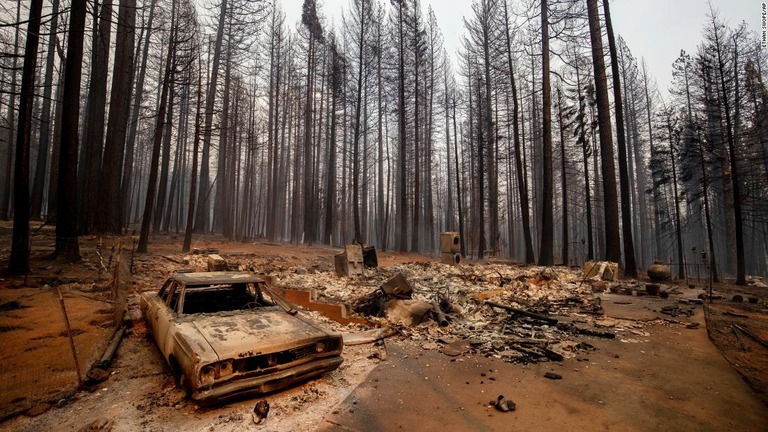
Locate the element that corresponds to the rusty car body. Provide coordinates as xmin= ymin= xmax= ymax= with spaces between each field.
xmin=139 ymin=271 xmax=343 ymax=404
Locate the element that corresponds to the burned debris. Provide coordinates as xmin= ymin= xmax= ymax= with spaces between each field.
xmin=273 ymin=259 xmax=670 ymax=366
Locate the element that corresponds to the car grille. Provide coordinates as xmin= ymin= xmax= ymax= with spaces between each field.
xmin=233 ymin=339 xmax=339 ymax=375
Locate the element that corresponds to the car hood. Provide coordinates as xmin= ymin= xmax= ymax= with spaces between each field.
xmin=182 ymin=309 xmax=332 ymax=360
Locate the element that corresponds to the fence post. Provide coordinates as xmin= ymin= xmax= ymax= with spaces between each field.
xmin=55 ymin=286 xmax=82 ymax=386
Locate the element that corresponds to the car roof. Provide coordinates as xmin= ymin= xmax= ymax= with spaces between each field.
xmin=171 ymin=271 xmax=265 ymax=285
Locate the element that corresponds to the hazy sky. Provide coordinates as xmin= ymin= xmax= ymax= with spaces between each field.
xmin=282 ymin=0 xmax=762 ymax=93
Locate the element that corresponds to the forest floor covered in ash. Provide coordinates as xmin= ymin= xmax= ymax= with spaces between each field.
xmin=1 ymin=221 xmax=767 ymax=431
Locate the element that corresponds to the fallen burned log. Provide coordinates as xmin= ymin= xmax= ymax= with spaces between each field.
xmin=485 ymin=301 xmax=558 ymax=325
xmin=733 ymin=324 xmax=768 ymax=350
xmin=556 ymin=322 xmax=616 ymax=339
xmin=507 ymin=344 xmax=564 ymax=362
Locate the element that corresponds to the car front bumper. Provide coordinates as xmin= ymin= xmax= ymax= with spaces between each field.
xmin=191 ymin=355 xmax=343 ymax=404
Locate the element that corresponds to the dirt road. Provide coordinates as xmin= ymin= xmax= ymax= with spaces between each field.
xmin=323 ymin=305 xmax=768 ymax=432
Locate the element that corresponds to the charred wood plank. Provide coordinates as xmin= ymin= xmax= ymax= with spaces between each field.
xmin=485 ymin=301 xmax=558 ymax=325
xmin=556 ymin=322 xmax=616 ymax=339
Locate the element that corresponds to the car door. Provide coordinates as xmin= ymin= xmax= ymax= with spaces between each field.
xmin=155 ymin=280 xmax=181 ymax=358
xmin=146 ymin=279 xmax=173 ymax=336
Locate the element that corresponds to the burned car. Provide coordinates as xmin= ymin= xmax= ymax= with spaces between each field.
xmin=140 ymin=271 xmax=343 ymax=404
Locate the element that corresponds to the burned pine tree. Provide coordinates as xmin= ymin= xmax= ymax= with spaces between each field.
xmin=8 ymin=0 xmax=44 ymax=275
xmin=586 ymin=0 xmax=621 ymax=264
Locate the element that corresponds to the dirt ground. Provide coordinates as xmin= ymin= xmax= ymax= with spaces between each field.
xmin=1 ymin=225 xmax=767 ymax=431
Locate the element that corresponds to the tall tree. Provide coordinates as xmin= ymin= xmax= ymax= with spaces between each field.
xmin=55 ymin=0 xmax=87 ymax=260
xmin=301 ymin=0 xmax=324 ymax=245
xmin=195 ymin=0 xmax=229 ymax=233
xmin=80 ymin=0 xmax=113 ymax=233
xmin=325 ymin=36 xmax=343 ymax=244
xmin=122 ymin=0 xmax=158 ymax=224
xmin=503 ymin=0 xmax=534 ymax=263
xmin=394 ymin=0 xmax=408 ymax=252
xmin=538 ymin=0 xmax=553 ymax=266
xmin=346 ymin=0 xmax=372 ymax=243
xmin=138 ymin=2 xmax=176 ymax=253
xmin=586 ymin=0 xmax=621 ymax=264
xmin=706 ymin=10 xmax=745 ymax=284
xmin=96 ymin=0 xmax=136 ymax=233
xmin=603 ymin=0 xmax=636 ymax=276
xmin=30 ymin=0 xmax=60 ymax=220
xmin=8 ymin=0 xmax=44 ymax=275
xmin=1 ymin=1 xmax=21 ymax=221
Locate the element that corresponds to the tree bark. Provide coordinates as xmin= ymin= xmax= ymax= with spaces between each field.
xmin=80 ymin=0 xmax=113 ymax=233
xmin=586 ymin=0 xmax=621 ymax=264
xmin=603 ymin=0 xmax=636 ymax=276
xmin=538 ymin=0 xmax=553 ymax=266
xmin=122 ymin=0 xmax=158 ymax=225
xmin=9 ymin=0 xmax=43 ymax=275
xmin=30 ymin=0 xmax=60 ymax=220
xmin=138 ymin=7 xmax=175 ymax=253
xmin=55 ymin=0 xmax=87 ymax=261
xmin=97 ymin=0 xmax=136 ymax=234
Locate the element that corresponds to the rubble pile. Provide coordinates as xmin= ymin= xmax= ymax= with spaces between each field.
xmin=275 ymin=261 xmax=634 ymax=364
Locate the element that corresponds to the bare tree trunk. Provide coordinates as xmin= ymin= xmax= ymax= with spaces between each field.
xmin=55 ymin=0 xmax=87 ymax=261
xmin=80 ymin=0 xmax=113 ymax=233
xmin=153 ymin=80 xmax=175 ymax=233
xmin=476 ymin=77 xmax=486 ymax=259
xmin=137 ymin=10 xmax=175 ymax=253
xmin=183 ymin=60 xmax=204 ymax=252
xmin=46 ymin=46 xmax=66 ymax=221
xmin=30 ymin=0 xmax=60 ymax=220
xmin=587 ymin=0 xmax=621 ymax=264
xmin=557 ymin=87 xmax=569 ymax=265
xmin=97 ymin=0 xmax=136 ymax=234
xmin=503 ymin=1 xmax=534 ymax=263
xmin=2 ymin=1 xmax=22 ymax=221
xmin=9 ymin=0 xmax=43 ymax=274
xmin=195 ymin=0 xmax=228 ymax=233
xmin=396 ymin=1 xmax=407 ymax=252
xmin=122 ymin=0 xmax=158 ymax=225
xmin=538 ymin=0 xmax=553 ymax=266
xmin=453 ymin=97 xmax=465 ymax=257
xmin=603 ymin=0 xmax=636 ymax=276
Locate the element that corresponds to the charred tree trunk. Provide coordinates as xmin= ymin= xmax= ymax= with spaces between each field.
xmin=183 ymin=62 xmax=204 ymax=253
xmin=97 ymin=0 xmax=136 ymax=234
xmin=587 ymin=0 xmax=621 ymax=264
xmin=538 ymin=0 xmax=554 ymax=266
xmin=80 ymin=0 xmax=113 ymax=233
xmin=8 ymin=0 xmax=43 ymax=274
xmin=30 ymin=0 xmax=60 ymax=220
xmin=603 ymin=0 xmax=636 ymax=276
xmin=55 ymin=0 xmax=87 ymax=261
xmin=503 ymin=1 xmax=534 ymax=263
xmin=122 ymin=0 xmax=158 ymax=225
xmin=137 ymin=18 xmax=175 ymax=253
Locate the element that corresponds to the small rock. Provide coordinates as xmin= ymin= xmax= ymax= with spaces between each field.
xmin=295 ymin=267 xmax=308 ymax=275
xmin=685 ymin=322 xmax=700 ymax=329
xmin=544 ymin=372 xmax=562 ymax=380
xmin=422 ymin=342 xmax=439 ymax=350
xmin=591 ymin=281 xmax=607 ymax=293
xmin=732 ymin=295 xmax=743 ymax=303
xmin=491 ymin=395 xmax=516 ymax=412
xmin=748 ymin=297 xmax=759 ymax=304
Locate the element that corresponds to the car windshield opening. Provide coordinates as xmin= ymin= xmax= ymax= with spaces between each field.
xmin=182 ymin=283 xmax=257 ymax=314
